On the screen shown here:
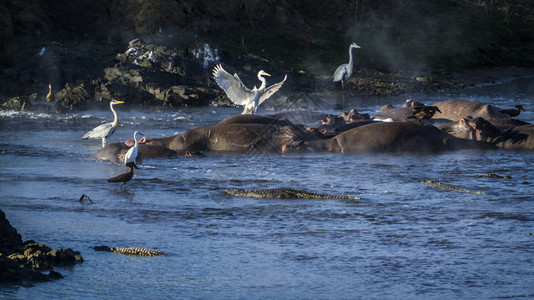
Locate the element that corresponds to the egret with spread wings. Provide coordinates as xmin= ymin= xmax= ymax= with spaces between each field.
xmin=213 ymin=64 xmax=287 ymax=114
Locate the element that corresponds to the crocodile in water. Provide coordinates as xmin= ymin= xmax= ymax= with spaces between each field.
xmin=225 ymin=188 xmax=361 ymax=200
xmin=93 ymin=245 xmax=166 ymax=256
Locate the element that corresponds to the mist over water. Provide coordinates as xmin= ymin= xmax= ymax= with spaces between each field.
xmin=1 ymin=79 xmax=534 ymax=299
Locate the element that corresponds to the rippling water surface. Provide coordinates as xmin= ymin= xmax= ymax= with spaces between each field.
xmin=1 ymin=79 xmax=534 ymax=299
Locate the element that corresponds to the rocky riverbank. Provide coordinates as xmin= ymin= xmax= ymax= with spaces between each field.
xmin=3 ymin=37 xmax=533 ymax=113
xmin=0 ymin=209 xmax=83 ymax=285
xmin=1 ymin=1 xmax=533 ymax=112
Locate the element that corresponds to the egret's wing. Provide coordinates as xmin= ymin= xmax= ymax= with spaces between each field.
xmin=333 ymin=64 xmax=348 ymax=82
xmin=259 ymin=75 xmax=287 ymax=105
xmin=212 ymin=64 xmax=252 ymax=105
xmin=82 ymin=122 xmax=114 ymax=139
xmin=124 ymin=147 xmax=135 ymax=164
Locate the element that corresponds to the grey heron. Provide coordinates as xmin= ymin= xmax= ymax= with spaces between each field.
xmin=124 ymin=131 xmax=143 ymax=166
xmin=82 ymin=99 xmax=125 ymax=147
xmin=212 ymin=64 xmax=287 ymax=114
xmin=333 ymin=43 xmax=360 ymax=107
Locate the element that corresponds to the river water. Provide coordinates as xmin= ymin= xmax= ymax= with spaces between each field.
xmin=1 ymin=78 xmax=533 ymax=299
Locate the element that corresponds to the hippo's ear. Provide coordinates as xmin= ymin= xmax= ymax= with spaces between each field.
xmin=459 ymin=118 xmax=466 ymax=126
xmin=139 ymin=137 xmax=147 ymax=144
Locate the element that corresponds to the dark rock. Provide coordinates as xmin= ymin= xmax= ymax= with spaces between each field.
xmin=0 ymin=210 xmax=23 ymax=254
xmin=0 ymin=209 xmax=83 ymax=285
xmin=55 ymin=82 xmax=91 ymax=110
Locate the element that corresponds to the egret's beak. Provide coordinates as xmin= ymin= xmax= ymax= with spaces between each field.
xmin=138 ymin=132 xmax=144 ymax=136
xmin=114 ymin=100 xmax=125 ymax=104
xmin=263 ymin=72 xmax=272 ymax=77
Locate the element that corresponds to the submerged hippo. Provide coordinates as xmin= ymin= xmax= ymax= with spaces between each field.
xmin=142 ymin=123 xmax=319 ymax=154
xmin=372 ymin=107 xmax=413 ymax=121
xmin=215 ymin=114 xmax=295 ymax=127
xmin=265 ymin=110 xmax=329 ymax=125
xmin=439 ymin=117 xmax=534 ymax=150
xmin=283 ymin=121 xmax=489 ymax=154
xmin=91 ymin=143 xmax=181 ymax=164
xmin=431 ymin=99 xmax=508 ymax=121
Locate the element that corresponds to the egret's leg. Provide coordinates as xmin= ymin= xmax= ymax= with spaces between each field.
xmin=102 ymin=137 xmax=107 ymax=147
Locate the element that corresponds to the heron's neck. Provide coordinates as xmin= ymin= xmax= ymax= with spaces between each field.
xmin=347 ymin=46 xmax=355 ymax=74
xmin=110 ymin=103 xmax=119 ymax=127
xmin=257 ymin=75 xmax=267 ymax=90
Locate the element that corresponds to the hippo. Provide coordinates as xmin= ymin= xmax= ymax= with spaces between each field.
xmin=142 ymin=123 xmax=320 ymax=154
xmin=265 ymin=110 xmax=329 ymax=125
xmin=91 ymin=143 xmax=182 ymax=164
xmin=431 ymin=99 xmax=508 ymax=121
xmin=282 ymin=121 xmax=490 ymax=154
xmin=439 ymin=117 xmax=534 ymax=150
xmin=307 ymin=120 xmax=376 ymax=138
xmin=215 ymin=114 xmax=295 ymax=127
xmin=372 ymin=107 xmax=414 ymax=121
xmin=374 ymin=104 xmax=448 ymax=125
xmin=339 ymin=108 xmax=371 ymax=122
xmin=401 ymin=99 xmax=425 ymax=108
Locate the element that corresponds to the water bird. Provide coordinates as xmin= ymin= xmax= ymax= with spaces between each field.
xmin=124 ymin=131 xmax=143 ymax=165
xmin=78 ymin=194 xmax=93 ymax=204
xmin=46 ymin=83 xmax=55 ymax=102
xmin=333 ymin=42 xmax=360 ymax=107
xmin=212 ymin=64 xmax=287 ymax=114
xmin=107 ymin=162 xmax=137 ymax=189
xmin=500 ymin=105 xmax=525 ymax=118
xmin=82 ymin=99 xmax=124 ymax=147
xmin=37 ymin=47 xmax=45 ymax=56
xmin=407 ymin=106 xmax=442 ymax=123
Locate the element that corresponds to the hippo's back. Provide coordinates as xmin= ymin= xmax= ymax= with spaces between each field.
xmin=432 ymin=99 xmax=507 ymax=121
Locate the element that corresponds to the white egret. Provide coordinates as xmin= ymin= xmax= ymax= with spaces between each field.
xmin=82 ymin=99 xmax=125 ymax=147
xmin=333 ymin=43 xmax=360 ymax=107
xmin=212 ymin=64 xmax=287 ymax=114
xmin=124 ymin=131 xmax=143 ymax=166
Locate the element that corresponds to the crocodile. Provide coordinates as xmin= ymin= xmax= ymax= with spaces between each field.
xmin=450 ymin=173 xmax=512 ymax=179
xmin=225 ymin=188 xmax=361 ymax=200
xmin=93 ymin=246 xmax=166 ymax=256
xmin=423 ymin=180 xmax=485 ymax=195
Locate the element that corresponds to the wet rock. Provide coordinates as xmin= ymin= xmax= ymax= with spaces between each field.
xmin=0 ymin=210 xmax=23 ymax=254
xmin=55 ymin=82 xmax=91 ymax=110
xmin=0 ymin=209 xmax=83 ymax=284
xmin=2 ymin=94 xmax=38 ymax=111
